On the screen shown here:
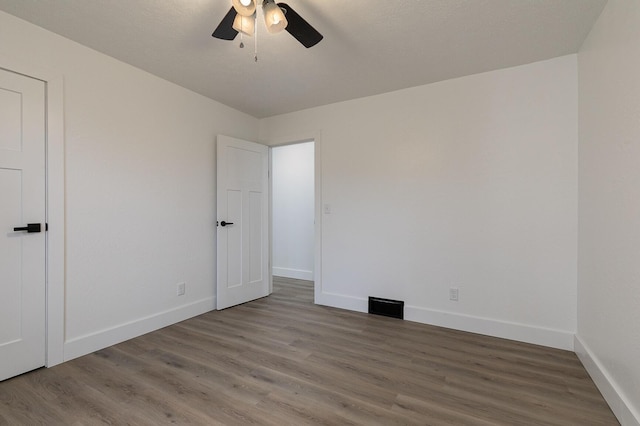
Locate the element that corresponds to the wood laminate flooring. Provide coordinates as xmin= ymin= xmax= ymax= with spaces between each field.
xmin=0 ymin=277 xmax=619 ymax=425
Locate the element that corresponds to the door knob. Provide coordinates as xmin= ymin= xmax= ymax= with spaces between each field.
xmin=13 ymin=223 xmax=41 ymax=233
xmin=220 ymin=221 xmax=234 ymax=227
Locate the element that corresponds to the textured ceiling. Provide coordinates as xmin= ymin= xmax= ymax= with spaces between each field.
xmin=0 ymin=0 xmax=607 ymax=118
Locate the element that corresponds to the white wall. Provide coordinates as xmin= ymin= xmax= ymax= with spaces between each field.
xmin=272 ymin=142 xmax=315 ymax=280
xmin=0 ymin=11 xmax=259 ymax=361
xmin=261 ymin=55 xmax=578 ymax=350
xmin=577 ymin=1 xmax=640 ymax=424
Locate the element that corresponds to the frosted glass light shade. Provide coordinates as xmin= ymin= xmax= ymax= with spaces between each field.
xmin=263 ymin=0 xmax=288 ymax=34
xmin=233 ymin=13 xmax=255 ymax=36
xmin=232 ymin=0 xmax=256 ymax=17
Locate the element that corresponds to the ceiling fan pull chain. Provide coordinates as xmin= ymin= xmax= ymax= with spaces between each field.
xmin=254 ymin=6 xmax=259 ymax=62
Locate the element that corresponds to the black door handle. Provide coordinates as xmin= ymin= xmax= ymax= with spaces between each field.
xmin=14 ymin=223 xmax=41 ymax=233
xmin=220 ymin=221 xmax=234 ymax=227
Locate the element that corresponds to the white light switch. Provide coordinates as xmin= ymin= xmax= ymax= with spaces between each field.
xmin=323 ymin=204 xmax=331 ymax=214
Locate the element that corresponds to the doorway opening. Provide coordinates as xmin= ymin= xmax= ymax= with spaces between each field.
xmin=270 ymin=141 xmax=315 ymax=299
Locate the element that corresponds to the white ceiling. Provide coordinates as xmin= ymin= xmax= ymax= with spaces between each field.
xmin=0 ymin=0 xmax=606 ymax=118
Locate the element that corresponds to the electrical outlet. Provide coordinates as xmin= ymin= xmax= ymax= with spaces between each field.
xmin=177 ymin=282 xmax=186 ymax=296
xmin=449 ymin=287 xmax=459 ymax=302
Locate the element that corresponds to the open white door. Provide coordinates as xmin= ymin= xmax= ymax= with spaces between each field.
xmin=0 ymin=68 xmax=46 ymax=381
xmin=216 ymin=135 xmax=270 ymax=310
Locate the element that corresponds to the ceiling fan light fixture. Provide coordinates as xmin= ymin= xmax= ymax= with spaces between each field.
xmin=232 ymin=0 xmax=256 ymax=17
xmin=232 ymin=12 xmax=255 ymax=36
xmin=263 ymin=0 xmax=288 ymax=34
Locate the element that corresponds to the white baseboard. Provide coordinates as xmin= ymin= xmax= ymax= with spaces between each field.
xmin=316 ymin=291 xmax=368 ymax=313
xmin=316 ymin=291 xmax=574 ymax=350
xmin=405 ymin=305 xmax=574 ymax=350
xmin=273 ymin=267 xmax=313 ymax=281
xmin=63 ymin=297 xmax=215 ymax=362
xmin=575 ymin=335 xmax=640 ymax=426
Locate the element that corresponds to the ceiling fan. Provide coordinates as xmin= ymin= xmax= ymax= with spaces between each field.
xmin=212 ymin=0 xmax=323 ymax=49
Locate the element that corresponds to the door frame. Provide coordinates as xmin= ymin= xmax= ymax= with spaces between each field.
xmin=265 ymin=131 xmax=322 ymax=303
xmin=1 ymin=56 xmax=65 ymax=367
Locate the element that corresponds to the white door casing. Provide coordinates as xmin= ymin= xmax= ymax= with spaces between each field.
xmin=0 ymin=68 xmax=46 ymax=381
xmin=216 ymin=135 xmax=270 ymax=309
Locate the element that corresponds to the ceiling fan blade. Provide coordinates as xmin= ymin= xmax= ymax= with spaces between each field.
xmin=212 ymin=7 xmax=238 ymax=40
xmin=278 ymin=3 xmax=323 ymax=48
